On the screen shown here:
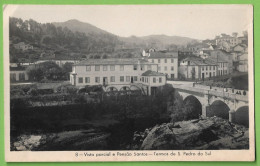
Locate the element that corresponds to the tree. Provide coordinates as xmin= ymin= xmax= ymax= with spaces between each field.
xmin=62 ymin=62 xmax=73 ymax=80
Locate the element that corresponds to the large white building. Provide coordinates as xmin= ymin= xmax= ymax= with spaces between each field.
xmin=146 ymin=51 xmax=178 ymax=79
xmin=70 ymin=58 xmax=166 ymax=95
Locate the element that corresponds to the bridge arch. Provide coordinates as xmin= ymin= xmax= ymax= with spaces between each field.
xmin=183 ymin=95 xmax=202 ymax=119
xmin=234 ymin=106 xmax=249 ymax=127
xmin=207 ymin=100 xmax=230 ymax=120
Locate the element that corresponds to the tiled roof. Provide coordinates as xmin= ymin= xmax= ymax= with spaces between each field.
xmin=182 ymin=57 xmax=218 ymax=66
xmin=148 ymin=51 xmax=178 ymax=59
xmin=141 ymin=70 xmax=165 ymax=76
xmin=74 ymin=58 xmax=154 ymax=66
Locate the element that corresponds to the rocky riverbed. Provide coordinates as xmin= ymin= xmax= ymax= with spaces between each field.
xmin=11 ymin=117 xmax=249 ymax=151
xmin=132 ymin=117 xmax=249 ymax=150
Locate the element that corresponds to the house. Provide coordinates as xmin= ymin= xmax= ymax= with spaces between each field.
xmin=233 ymin=44 xmax=248 ymax=53
xmin=216 ymin=34 xmax=242 ymax=47
xmin=206 ymin=49 xmax=233 ymax=74
xmin=147 ymin=51 xmax=178 ymax=79
xmin=141 ymin=70 xmax=166 ymax=95
xmin=179 ymin=57 xmax=218 ymax=80
xmin=35 ymin=55 xmax=80 ymax=67
xmin=10 ymin=66 xmax=29 ymax=82
xmin=142 ymin=48 xmax=156 ymax=57
xmin=237 ymin=53 xmax=248 ymax=72
xmin=13 ymin=42 xmax=33 ymax=51
xmin=70 ymin=58 xmax=166 ymax=95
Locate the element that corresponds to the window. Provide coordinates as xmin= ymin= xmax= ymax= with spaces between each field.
xmin=147 ymin=65 xmax=151 ymax=70
xmin=164 ymin=59 xmax=167 ymax=63
xmin=85 ymin=77 xmax=90 ymax=83
xmin=133 ymin=65 xmax=138 ymax=70
xmin=120 ymin=65 xmax=124 ymax=71
xmin=86 ymin=65 xmax=91 ymax=71
xmin=158 ymin=66 xmax=161 ymax=71
xmin=10 ymin=73 xmax=16 ymax=81
xmin=110 ymin=76 xmax=115 ymax=82
xmin=19 ymin=73 xmax=25 ymax=81
xmin=152 ymin=59 xmax=154 ymax=63
xmin=158 ymin=59 xmax=161 ymax=63
xmin=126 ymin=76 xmax=130 ymax=82
xmin=209 ymin=66 xmax=211 ymax=70
xmin=153 ymin=77 xmax=156 ymax=83
xmin=206 ymin=66 xmax=208 ymax=70
xmin=103 ymin=65 xmax=108 ymax=71
xmin=206 ymin=72 xmax=208 ymax=75
xmin=134 ymin=76 xmax=138 ymax=81
xmin=202 ymin=67 xmax=204 ymax=71
xmin=213 ymin=66 xmax=215 ymax=70
xmin=78 ymin=77 xmax=83 ymax=83
xmin=142 ymin=77 xmax=144 ymax=82
xmin=171 ymin=66 xmax=174 ymax=71
xmin=120 ymin=76 xmax=124 ymax=82
xmin=141 ymin=65 xmax=145 ymax=71
xmin=171 ymin=59 xmax=174 ymax=63
xmin=110 ymin=65 xmax=115 ymax=71
xmin=95 ymin=77 xmax=100 ymax=83
xmin=95 ymin=65 xmax=100 ymax=71
xmin=159 ymin=77 xmax=162 ymax=83
xmin=164 ymin=66 xmax=167 ymax=71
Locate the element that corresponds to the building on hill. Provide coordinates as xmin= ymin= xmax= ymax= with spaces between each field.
xmin=10 ymin=66 xmax=29 ymax=82
xmin=206 ymin=49 xmax=233 ymax=74
xmin=179 ymin=57 xmax=218 ymax=80
xmin=70 ymin=58 xmax=166 ymax=95
xmin=146 ymin=51 xmax=178 ymax=79
xmin=233 ymin=44 xmax=248 ymax=53
xmin=35 ymin=55 xmax=80 ymax=67
xmin=13 ymin=42 xmax=33 ymax=51
xmin=216 ymin=34 xmax=243 ymax=47
xmin=142 ymin=48 xmax=156 ymax=57
xmin=237 ymin=53 xmax=248 ymax=72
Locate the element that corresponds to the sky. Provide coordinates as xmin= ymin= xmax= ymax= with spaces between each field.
xmin=4 ymin=5 xmax=253 ymax=40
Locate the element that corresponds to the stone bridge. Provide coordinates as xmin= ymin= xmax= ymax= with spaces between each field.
xmin=171 ymin=83 xmax=249 ymax=126
xmin=104 ymin=83 xmax=148 ymax=95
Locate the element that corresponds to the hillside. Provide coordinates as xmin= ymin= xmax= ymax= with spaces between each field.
xmin=52 ymin=19 xmax=115 ymax=36
xmin=52 ymin=19 xmax=199 ymax=49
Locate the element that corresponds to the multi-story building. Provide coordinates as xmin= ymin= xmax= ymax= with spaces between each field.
xmin=179 ymin=57 xmax=219 ymax=80
xmin=70 ymin=58 xmax=166 ymax=95
xmin=146 ymin=52 xmax=178 ymax=79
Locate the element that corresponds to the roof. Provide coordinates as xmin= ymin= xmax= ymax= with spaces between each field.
xmin=141 ymin=70 xmax=165 ymax=76
xmin=182 ymin=57 xmax=218 ymax=66
xmin=74 ymin=58 xmax=154 ymax=66
xmin=148 ymin=52 xmax=178 ymax=59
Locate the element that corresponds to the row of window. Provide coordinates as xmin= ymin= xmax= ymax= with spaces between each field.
xmin=141 ymin=77 xmax=163 ymax=83
xmin=78 ymin=76 xmax=138 ymax=84
xmin=86 ymin=64 xmax=153 ymax=72
xmin=151 ymin=58 xmax=175 ymax=64
xmin=201 ymin=66 xmax=216 ymax=71
xmin=10 ymin=73 xmax=26 ymax=81
xmin=158 ymin=66 xmax=174 ymax=71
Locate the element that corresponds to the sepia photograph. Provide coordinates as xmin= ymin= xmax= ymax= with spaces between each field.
xmin=3 ymin=5 xmax=254 ymax=161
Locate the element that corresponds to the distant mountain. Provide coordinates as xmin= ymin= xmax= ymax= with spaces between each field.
xmin=52 ymin=19 xmax=199 ymax=49
xmin=119 ymin=35 xmax=198 ymax=48
xmin=52 ymin=19 xmax=115 ymax=36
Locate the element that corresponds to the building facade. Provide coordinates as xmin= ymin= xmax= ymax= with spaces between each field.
xmin=10 ymin=66 xmax=29 ymax=82
xmin=70 ymin=58 xmax=168 ymax=95
xmin=147 ymin=52 xmax=178 ymax=79
xmin=179 ymin=57 xmax=219 ymax=80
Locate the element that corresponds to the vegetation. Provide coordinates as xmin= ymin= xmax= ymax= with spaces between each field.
xmin=26 ymin=61 xmax=72 ymax=81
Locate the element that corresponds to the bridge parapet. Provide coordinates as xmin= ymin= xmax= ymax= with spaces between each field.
xmin=172 ymin=84 xmax=248 ymax=102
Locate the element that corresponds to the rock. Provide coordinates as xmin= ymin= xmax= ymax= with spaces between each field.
xmin=140 ymin=117 xmax=248 ymax=150
xmin=16 ymin=145 xmax=27 ymax=151
xmin=13 ymin=142 xmax=21 ymax=147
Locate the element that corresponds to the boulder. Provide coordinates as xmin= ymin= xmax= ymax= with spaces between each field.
xmin=140 ymin=117 xmax=248 ymax=150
